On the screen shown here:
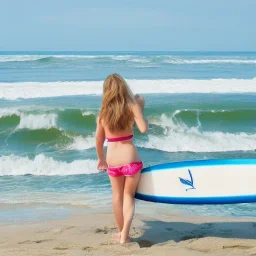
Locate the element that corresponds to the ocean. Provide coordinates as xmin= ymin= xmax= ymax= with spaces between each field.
xmin=0 ymin=51 xmax=256 ymax=222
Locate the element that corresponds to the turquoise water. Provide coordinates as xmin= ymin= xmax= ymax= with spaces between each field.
xmin=1 ymin=51 xmax=256 ymax=82
xmin=0 ymin=51 xmax=256 ymax=219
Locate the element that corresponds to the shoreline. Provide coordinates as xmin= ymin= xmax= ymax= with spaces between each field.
xmin=1 ymin=201 xmax=256 ymax=224
xmin=0 ymin=205 xmax=255 ymax=256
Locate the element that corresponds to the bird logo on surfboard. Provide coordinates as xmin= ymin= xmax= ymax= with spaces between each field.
xmin=179 ymin=169 xmax=196 ymax=191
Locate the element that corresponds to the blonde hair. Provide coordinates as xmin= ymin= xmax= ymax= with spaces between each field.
xmin=99 ymin=74 xmax=135 ymax=133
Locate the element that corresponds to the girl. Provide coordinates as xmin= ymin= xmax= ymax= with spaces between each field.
xmin=95 ymin=74 xmax=148 ymax=244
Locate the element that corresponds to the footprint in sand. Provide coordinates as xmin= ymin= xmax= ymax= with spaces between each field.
xmin=54 ymin=243 xmax=75 ymax=250
xmin=82 ymin=246 xmax=94 ymax=252
xmin=222 ymin=245 xmax=254 ymax=250
xmin=100 ymin=241 xmax=119 ymax=246
xmin=18 ymin=239 xmax=53 ymax=245
xmin=54 ymin=246 xmax=69 ymax=251
xmin=93 ymin=226 xmax=117 ymax=234
xmin=51 ymin=226 xmax=75 ymax=234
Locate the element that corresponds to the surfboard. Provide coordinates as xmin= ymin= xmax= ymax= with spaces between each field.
xmin=135 ymin=159 xmax=256 ymax=204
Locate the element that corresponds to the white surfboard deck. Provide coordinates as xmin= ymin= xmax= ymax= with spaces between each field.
xmin=135 ymin=159 xmax=256 ymax=204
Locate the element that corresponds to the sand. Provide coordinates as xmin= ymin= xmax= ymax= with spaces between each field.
xmin=0 ymin=210 xmax=256 ymax=256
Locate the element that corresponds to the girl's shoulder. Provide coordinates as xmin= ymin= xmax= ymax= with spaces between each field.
xmin=97 ymin=116 xmax=105 ymax=127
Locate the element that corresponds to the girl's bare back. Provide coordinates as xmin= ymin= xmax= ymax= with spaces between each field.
xmin=100 ymin=96 xmax=147 ymax=166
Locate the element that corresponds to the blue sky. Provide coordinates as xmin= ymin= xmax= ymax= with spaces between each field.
xmin=0 ymin=0 xmax=255 ymax=51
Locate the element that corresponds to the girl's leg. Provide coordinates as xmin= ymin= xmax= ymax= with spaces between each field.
xmin=120 ymin=171 xmax=141 ymax=243
xmin=109 ymin=175 xmax=125 ymax=233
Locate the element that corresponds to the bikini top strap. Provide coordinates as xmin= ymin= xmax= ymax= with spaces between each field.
xmin=107 ymin=134 xmax=133 ymax=142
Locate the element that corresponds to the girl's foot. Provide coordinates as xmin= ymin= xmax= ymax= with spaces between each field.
xmin=112 ymin=232 xmax=121 ymax=241
xmin=120 ymin=236 xmax=131 ymax=244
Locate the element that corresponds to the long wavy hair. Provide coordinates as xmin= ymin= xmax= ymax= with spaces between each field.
xmin=99 ymin=74 xmax=136 ymax=133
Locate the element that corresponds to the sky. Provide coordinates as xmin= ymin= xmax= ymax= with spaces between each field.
xmin=0 ymin=0 xmax=255 ymax=51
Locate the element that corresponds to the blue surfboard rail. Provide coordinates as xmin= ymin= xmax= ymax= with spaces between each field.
xmin=135 ymin=193 xmax=256 ymax=205
xmin=141 ymin=158 xmax=256 ymax=173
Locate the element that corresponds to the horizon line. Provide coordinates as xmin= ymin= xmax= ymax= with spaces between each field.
xmin=1 ymin=50 xmax=256 ymax=53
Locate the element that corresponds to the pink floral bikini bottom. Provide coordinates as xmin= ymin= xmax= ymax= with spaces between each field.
xmin=107 ymin=161 xmax=143 ymax=177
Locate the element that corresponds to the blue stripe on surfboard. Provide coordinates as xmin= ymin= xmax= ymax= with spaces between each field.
xmin=142 ymin=158 xmax=256 ymax=173
xmin=135 ymin=193 xmax=256 ymax=205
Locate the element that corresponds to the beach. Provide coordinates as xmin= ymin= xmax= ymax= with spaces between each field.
xmin=0 ymin=205 xmax=256 ymax=256
xmin=0 ymin=51 xmax=256 ymax=255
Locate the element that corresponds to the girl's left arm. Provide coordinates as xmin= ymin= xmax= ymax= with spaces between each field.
xmin=95 ymin=117 xmax=107 ymax=170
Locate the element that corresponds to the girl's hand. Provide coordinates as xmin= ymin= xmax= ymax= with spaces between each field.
xmin=97 ymin=159 xmax=108 ymax=172
xmin=135 ymin=94 xmax=145 ymax=110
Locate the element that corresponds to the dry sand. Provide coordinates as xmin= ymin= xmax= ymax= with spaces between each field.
xmin=0 ymin=211 xmax=256 ymax=256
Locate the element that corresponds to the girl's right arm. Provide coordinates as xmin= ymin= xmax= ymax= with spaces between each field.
xmin=132 ymin=96 xmax=148 ymax=133
xmin=95 ymin=117 xmax=107 ymax=170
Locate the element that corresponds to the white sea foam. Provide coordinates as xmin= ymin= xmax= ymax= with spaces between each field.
xmin=1 ymin=54 xmax=256 ymax=64
xmin=1 ymin=78 xmax=256 ymax=100
xmin=82 ymin=110 xmax=97 ymax=116
xmin=0 ymin=108 xmax=21 ymax=118
xmin=164 ymin=59 xmax=256 ymax=64
xmin=65 ymin=134 xmax=109 ymax=150
xmin=66 ymin=135 xmax=95 ymax=150
xmin=110 ymin=55 xmax=133 ymax=61
xmin=141 ymin=130 xmax=256 ymax=152
xmin=0 ymin=107 xmax=65 ymax=119
xmin=128 ymin=58 xmax=150 ymax=63
xmin=0 ymin=55 xmax=97 ymax=62
xmin=0 ymin=55 xmax=48 ymax=62
xmin=139 ymin=114 xmax=256 ymax=152
xmin=17 ymin=114 xmax=58 ymax=130
xmin=0 ymin=154 xmax=98 ymax=176
xmin=0 ymin=54 xmax=132 ymax=62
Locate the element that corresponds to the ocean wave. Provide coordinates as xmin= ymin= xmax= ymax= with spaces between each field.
xmin=140 ymin=114 xmax=256 ymax=152
xmin=0 ymin=54 xmax=135 ymax=63
xmin=0 ymin=108 xmax=21 ymax=118
xmin=0 ymin=55 xmax=57 ymax=63
xmin=1 ymin=54 xmax=256 ymax=65
xmin=0 ymin=108 xmax=64 ymax=131
xmin=1 ymin=119 xmax=256 ymax=153
xmin=110 ymin=55 xmax=133 ymax=61
xmin=1 ymin=78 xmax=256 ymax=100
xmin=59 ymin=109 xmax=96 ymax=127
xmin=1 ymin=128 xmax=94 ymax=151
xmin=1 ymin=105 xmax=256 ymax=152
xmin=0 ymin=55 xmax=75 ymax=63
xmin=17 ymin=114 xmax=58 ymax=130
xmin=82 ymin=110 xmax=97 ymax=116
xmin=128 ymin=58 xmax=150 ymax=63
xmin=0 ymin=154 xmax=98 ymax=176
xmin=164 ymin=59 xmax=256 ymax=64
xmin=170 ymin=109 xmax=256 ymax=127
xmin=141 ymin=130 xmax=256 ymax=152
xmin=0 ymin=107 xmax=93 ymax=118
xmin=0 ymin=55 xmax=47 ymax=63
xmin=3 ymin=106 xmax=254 ymax=131
xmin=0 ymin=107 xmax=97 ymax=134
xmin=1 ymin=107 xmax=256 ymax=153
xmin=65 ymin=135 xmax=95 ymax=150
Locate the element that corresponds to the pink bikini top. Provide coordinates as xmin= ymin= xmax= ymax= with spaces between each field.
xmin=106 ymin=134 xmax=133 ymax=142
